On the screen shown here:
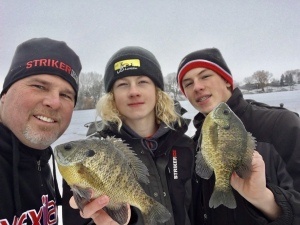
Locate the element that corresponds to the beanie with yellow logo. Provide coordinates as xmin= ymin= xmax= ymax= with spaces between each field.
xmin=104 ymin=46 xmax=164 ymax=92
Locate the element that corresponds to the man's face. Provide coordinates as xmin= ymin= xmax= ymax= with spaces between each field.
xmin=0 ymin=74 xmax=75 ymax=149
xmin=182 ymin=67 xmax=232 ymax=115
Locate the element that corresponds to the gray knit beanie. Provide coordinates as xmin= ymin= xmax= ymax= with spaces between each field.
xmin=1 ymin=37 xmax=82 ymax=104
xmin=104 ymin=46 xmax=164 ymax=92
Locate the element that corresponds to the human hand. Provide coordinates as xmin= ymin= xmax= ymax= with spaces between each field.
xmin=230 ymin=150 xmax=267 ymax=201
xmin=69 ymin=195 xmax=131 ymax=225
xmin=230 ymin=150 xmax=282 ymax=220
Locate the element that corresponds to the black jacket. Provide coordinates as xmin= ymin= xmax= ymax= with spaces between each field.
xmin=192 ymin=88 xmax=300 ymax=225
xmin=62 ymin=119 xmax=195 ymax=225
xmin=0 ymin=123 xmax=61 ymax=225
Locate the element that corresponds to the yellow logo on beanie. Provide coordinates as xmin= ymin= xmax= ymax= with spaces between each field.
xmin=114 ymin=59 xmax=140 ymax=74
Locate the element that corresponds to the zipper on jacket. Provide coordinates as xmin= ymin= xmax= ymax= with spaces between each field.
xmin=37 ymin=159 xmax=44 ymax=188
xmin=37 ymin=159 xmax=41 ymax=171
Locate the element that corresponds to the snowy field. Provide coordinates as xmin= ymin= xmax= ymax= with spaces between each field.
xmin=52 ymin=88 xmax=300 ymax=224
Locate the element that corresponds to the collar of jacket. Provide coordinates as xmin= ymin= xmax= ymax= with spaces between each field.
xmin=98 ymin=118 xmax=189 ymax=139
xmin=95 ymin=119 xmax=189 ymax=155
xmin=0 ymin=122 xmax=60 ymax=215
xmin=0 ymin=123 xmax=52 ymax=162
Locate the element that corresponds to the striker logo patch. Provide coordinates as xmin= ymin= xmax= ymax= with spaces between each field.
xmin=114 ymin=59 xmax=140 ymax=74
xmin=25 ymin=58 xmax=79 ymax=85
xmin=172 ymin=149 xmax=178 ymax=179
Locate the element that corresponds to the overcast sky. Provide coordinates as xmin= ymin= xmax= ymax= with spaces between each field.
xmin=1 ymin=0 xmax=300 ymax=89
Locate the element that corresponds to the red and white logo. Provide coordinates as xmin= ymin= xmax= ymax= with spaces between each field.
xmin=172 ymin=149 xmax=178 ymax=180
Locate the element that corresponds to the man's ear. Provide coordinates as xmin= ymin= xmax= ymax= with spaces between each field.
xmin=0 ymin=94 xmax=5 ymax=103
xmin=225 ymin=81 xmax=232 ymax=89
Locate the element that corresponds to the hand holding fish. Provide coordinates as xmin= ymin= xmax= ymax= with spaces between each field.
xmin=55 ymin=137 xmax=171 ymax=225
xmin=70 ymin=194 xmax=131 ymax=225
xmin=196 ymin=102 xmax=283 ymax=221
xmin=230 ymin=151 xmax=282 ymax=221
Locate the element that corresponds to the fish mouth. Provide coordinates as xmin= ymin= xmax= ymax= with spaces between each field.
xmin=53 ymin=147 xmax=78 ymax=166
xmin=53 ymin=148 xmax=66 ymax=165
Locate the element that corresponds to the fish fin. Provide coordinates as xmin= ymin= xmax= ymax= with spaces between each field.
xmin=209 ymin=187 xmax=236 ymax=209
xmin=142 ymin=198 xmax=172 ymax=225
xmin=103 ymin=203 xmax=128 ymax=225
xmin=71 ymin=185 xmax=92 ymax=212
xmin=236 ymin=133 xmax=256 ymax=179
xmin=235 ymin=152 xmax=252 ymax=179
xmin=247 ymin=132 xmax=257 ymax=150
xmin=195 ymin=150 xmax=214 ymax=179
xmin=111 ymin=137 xmax=150 ymax=184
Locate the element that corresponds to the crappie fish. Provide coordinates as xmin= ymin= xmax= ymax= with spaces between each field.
xmin=196 ymin=102 xmax=256 ymax=209
xmin=54 ymin=137 xmax=171 ymax=225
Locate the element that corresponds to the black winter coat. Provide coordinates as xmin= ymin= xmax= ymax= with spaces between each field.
xmin=0 ymin=123 xmax=61 ymax=225
xmin=62 ymin=119 xmax=195 ymax=225
xmin=192 ymin=88 xmax=300 ymax=225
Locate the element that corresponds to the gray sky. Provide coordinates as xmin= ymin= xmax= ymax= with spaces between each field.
xmin=1 ymin=0 xmax=300 ymax=89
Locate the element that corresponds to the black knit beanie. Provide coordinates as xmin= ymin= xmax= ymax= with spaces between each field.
xmin=104 ymin=46 xmax=164 ymax=92
xmin=177 ymin=48 xmax=233 ymax=95
xmin=1 ymin=37 xmax=82 ymax=104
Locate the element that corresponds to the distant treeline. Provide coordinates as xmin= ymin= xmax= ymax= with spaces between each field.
xmin=75 ymin=70 xmax=300 ymax=110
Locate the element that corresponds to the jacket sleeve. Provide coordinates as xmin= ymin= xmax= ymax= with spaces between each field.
xmin=268 ymin=151 xmax=300 ymax=225
xmin=271 ymin=110 xmax=300 ymax=224
xmin=261 ymin=147 xmax=300 ymax=225
xmin=272 ymin=110 xmax=300 ymax=191
xmin=237 ymin=182 xmax=295 ymax=225
xmin=266 ymin=183 xmax=297 ymax=225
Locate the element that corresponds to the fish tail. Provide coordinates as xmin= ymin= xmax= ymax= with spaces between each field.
xmin=209 ymin=187 xmax=236 ymax=209
xmin=142 ymin=198 xmax=172 ymax=225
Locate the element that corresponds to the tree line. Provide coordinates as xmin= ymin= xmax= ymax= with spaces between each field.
xmin=75 ymin=69 xmax=300 ymax=110
xmin=241 ymin=69 xmax=300 ymax=92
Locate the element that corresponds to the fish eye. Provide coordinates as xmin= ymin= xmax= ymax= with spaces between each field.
xmin=224 ymin=124 xmax=230 ymax=130
xmin=86 ymin=149 xmax=95 ymax=157
xmin=223 ymin=109 xmax=230 ymax=115
xmin=64 ymin=143 xmax=72 ymax=151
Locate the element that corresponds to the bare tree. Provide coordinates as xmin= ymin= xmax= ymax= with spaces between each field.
xmin=284 ymin=73 xmax=295 ymax=91
xmin=283 ymin=69 xmax=299 ymax=88
xmin=243 ymin=76 xmax=255 ymax=91
xmin=165 ymin=72 xmax=181 ymax=100
xmin=252 ymin=70 xmax=272 ymax=92
xmin=280 ymin=74 xmax=285 ymax=86
xmin=75 ymin=72 xmax=103 ymax=110
xmin=297 ymin=70 xmax=300 ymax=84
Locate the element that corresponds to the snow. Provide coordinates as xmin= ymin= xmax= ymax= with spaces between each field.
xmin=52 ymin=88 xmax=300 ymax=224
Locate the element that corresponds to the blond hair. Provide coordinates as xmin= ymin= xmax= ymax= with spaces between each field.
xmin=96 ymin=88 xmax=181 ymax=130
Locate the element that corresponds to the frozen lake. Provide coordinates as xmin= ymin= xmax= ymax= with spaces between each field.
xmin=54 ymin=89 xmax=300 ymax=147
xmin=52 ymin=88 xmax=300 ymax=224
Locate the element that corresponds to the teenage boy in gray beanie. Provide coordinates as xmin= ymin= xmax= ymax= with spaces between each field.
xmin=177 ymin=47 xmax=300 ymax=225
xmin=62 ymin=46 xmax=195 ymax=225
xmin=0 ymin=37 xmax=81 ymax=225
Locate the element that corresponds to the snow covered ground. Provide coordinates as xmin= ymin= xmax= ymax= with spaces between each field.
xmin=52 ymin=87 xmax=300 ymax=224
